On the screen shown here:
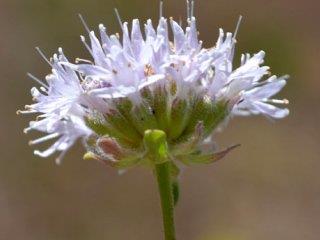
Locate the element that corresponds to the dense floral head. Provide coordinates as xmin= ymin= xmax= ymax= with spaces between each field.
xmin=19 ymin=3 xmax=289 ymax=168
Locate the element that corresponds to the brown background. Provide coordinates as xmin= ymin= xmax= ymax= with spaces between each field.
xmin=1 ymin=0 xmax=320 ymax=239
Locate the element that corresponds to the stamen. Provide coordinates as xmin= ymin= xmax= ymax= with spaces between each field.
xmin=281 ymin=74 xmax=290 ymax=80
xmin=159 ymin=1 xmax=164 ymax=18
xmin=114 ymin=8 xmax=123 ymax=31
xmin=58 ymin=47 xmax=64 ymax=55
xmin=265 ymin=99 xmax=289 ymax=105
xmin=233 ymin=15 xmax=243 ymax=40
xmin=78 ymin=14 xmax=91 ymax=34
xmin=190 ymin=0 xmax=195 ymax=18
xmin=36 ymin=115 xmax=43 ymax=121
xmin=99 ymin=23 xmax=105 ymax=31
xmin=179 ymin=16 xmax=183 ymax=26
xmin=23 ymin=127 xmax=32 ymax=134
xmin=27 ymin=72 xmax=48 ymax=88
xmin=35 ymin=47 xmax=52 ymax=66
xmin=75 ymin=58 xmax=93 ymax=64
xmin=80 ymin=35 xmax=93 ymax=55
xmin=55 ymin=150 xmax=67 ymax=165
xmin=16 ymin=109 xmax=36 ymax=115
xmin=29 ymin=133 xmax=60 ymax=145
xmin=40 ymin=87 xmax=47 ymax=92
xmin=33 ymin=150 xmax=42 ymax=156
xmin=144 ymin=64 xmax=155 ymax=77
xmin=283 ymin=99 xmax=290 ymax=104
xmin=186 ymin=0 xmax=190 ymax=20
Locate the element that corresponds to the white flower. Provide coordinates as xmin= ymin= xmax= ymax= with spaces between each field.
xmin=28 ymin=114 xmax=92 ymax=164
xmin=20 ymin=2 xmax=289 ymax=165
xmin=65 ymin=16 xmax=222 ymax=102
xmin=72 ymin=14 xmax=288 ymax=118
xmin=233 ymin=75 xmax=289 ymax=118
xmin=20 ymin=48 xmax=94 ymax=163
xmin=28 ymin=49 xmax=84 ymax=117
xmin=207 ymin=31 xmax=289 ymax=118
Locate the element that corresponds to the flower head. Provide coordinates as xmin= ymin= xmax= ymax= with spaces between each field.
xmin=19 ymin=2 xmax=289 ymax=170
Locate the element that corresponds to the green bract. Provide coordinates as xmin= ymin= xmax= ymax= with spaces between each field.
xmin=84 ymin=86 xmax=236 ymax=173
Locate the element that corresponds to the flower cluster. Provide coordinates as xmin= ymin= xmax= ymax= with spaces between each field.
xmin=19 ymin=8 xmax=289 ymax=168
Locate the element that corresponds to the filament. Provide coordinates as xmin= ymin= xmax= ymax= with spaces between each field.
xmin=35 ymin=47 xmax=52 ymax=66
xmin=78 ymin=14 xmax=91 ymax=34
xmin=27 ymin=72 xmax=48 ymax=88
xmin=233 ymin=15 xmax=243 ymax=40
xmin=160 ymin=1 xmax=164 ymax=18
xmin=114 ymin=8 xmax=123 ymax=31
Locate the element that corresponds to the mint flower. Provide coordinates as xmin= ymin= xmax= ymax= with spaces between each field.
xmin=19 ymin=7 xmax=288 ymax=167
xmin=18 ymin=2 xmax=289 ymax=239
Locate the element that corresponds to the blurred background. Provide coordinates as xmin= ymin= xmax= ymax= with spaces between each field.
xmin=1 ymin=0 xmax=320 ymax=239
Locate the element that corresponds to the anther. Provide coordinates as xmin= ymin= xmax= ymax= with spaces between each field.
xmin=80 ymin=35 xmax=93 ymax=55
xmin=283 ymin=99 xmax=290 ymax=104
xmin=23 ymin=128 xmax=31 ymax=134
xmin=58 ymin=47 xmax=63 ymax=55
xmin=75 ymin=58 xmax=93 ymax=64
xmin=144 ymin=64 xmax=155 ymax=76
xmin=266 ymin=99 xmax=290 ymax=105
xmin=55 ymin=151 xmax=67 ymax=165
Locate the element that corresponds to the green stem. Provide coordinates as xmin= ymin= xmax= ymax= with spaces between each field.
xmin=155 ymin=161 xmax=176 ymax=240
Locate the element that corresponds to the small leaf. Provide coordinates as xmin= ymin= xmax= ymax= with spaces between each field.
xmin=178 ymin=144 xmax=240 ymax=165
